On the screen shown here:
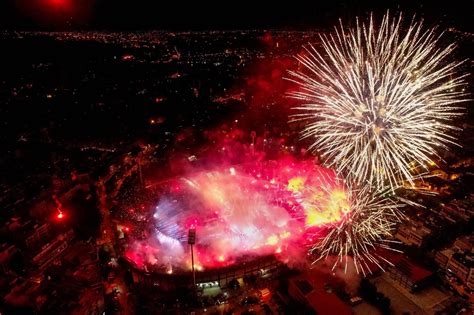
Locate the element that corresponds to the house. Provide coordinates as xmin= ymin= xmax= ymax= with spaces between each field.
xmin=288 ymin=271 xmax=352 ymax=315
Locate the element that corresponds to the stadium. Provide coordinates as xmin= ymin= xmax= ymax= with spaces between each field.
xmin=113 ymin=156 xmax=351 ymax=289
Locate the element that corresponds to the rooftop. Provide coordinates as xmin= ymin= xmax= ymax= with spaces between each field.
xmin=452 ymin=252 xmax=474 ymax=269
xmin=290 ymin=271 xmax=351 ymax=315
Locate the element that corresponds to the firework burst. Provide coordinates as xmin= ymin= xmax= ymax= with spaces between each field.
xmin=307 ymin=179 xmax=404 ymax=275
xmin=288 ymin=12 xmax=468 ymax=190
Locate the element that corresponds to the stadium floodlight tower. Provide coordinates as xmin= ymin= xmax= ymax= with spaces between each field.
xmin=188 ymin=227 xmax=196 ymax=288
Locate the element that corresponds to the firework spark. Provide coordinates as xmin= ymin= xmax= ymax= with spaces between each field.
xmin=307 ymin=178 xmax=404 ymax=275
xmin=288 ymin=12 xmax=468 ymax=190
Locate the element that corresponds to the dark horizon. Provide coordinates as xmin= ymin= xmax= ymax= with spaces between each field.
xmin=1 ymin=0 xmax=473 ymax=31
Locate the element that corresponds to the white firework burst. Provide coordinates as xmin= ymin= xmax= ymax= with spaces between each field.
xmin=288 ymin=12 xmax=468 ymax=190
xmin=308 ymin=181 xmax=404 ymax=275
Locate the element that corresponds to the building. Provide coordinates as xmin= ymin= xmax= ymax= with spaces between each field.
xmin=388 ymin=257 xmax=433 ymax=292
xmin=454 ymin=235 xmax=474 ymax=253
xmin=127 ymin=254 xmax=282 ymax=290
xmin=395 ymin=220 xmax=432 ymax=247
xmin=447 ymin=252 xmax=474 ymax=289
xmin=25 ymin=223 xmax=53 ymax=250
xmin=31 ymin=230 xmax=74 ymax=272
xmin=288 ymin=271 xmax=352 ymax=315
xmin=435 ymin=236 xmax=474 ymax=290
xmin=440 ymin=201 xmax=474 ymax=223
xmin=3 ymin=278 xmax=43 ymax=311
xmin=0 ymin=244 xmax=18 ymax=276
xmin=375 ymin=248 xmax=434 ymax=292
xmin=70 ymin=288 xmax=105 ymax=315
xmin=435 ymin=248 xmax=455 ymax=268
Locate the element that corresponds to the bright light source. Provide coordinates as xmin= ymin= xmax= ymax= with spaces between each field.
xmin=47 ymin=0 xmax=71 ymax=9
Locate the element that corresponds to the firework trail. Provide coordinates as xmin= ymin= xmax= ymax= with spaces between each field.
xmin=288 ymin=12 xmax=468 ymax=190
xmin=307 ymin=178 xmax=404 ymax=275
xmin=300 ymin=167 xmax=404 ymax=274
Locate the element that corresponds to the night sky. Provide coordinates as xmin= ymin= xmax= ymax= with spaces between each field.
xmin=0 ymin=0 xmax=473 ymax=31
